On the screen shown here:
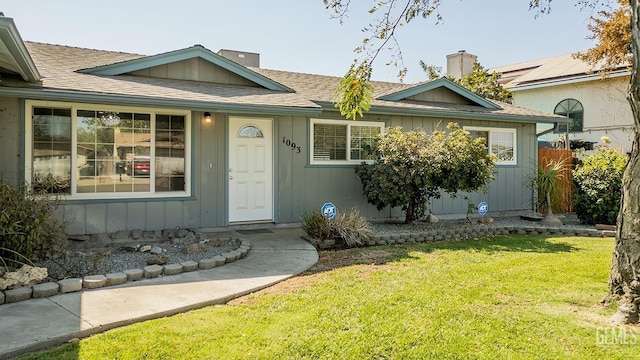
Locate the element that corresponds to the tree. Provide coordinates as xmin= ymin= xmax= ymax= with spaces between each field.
xmin=454 ymin=62 xmax=512 ymax=102
xmin=609 ymin=0 xmax=640 ymax=325
xmin=355 ymin=123 xmax=495 ymax=224
xmin=325 ymin=0 xmax=640 ymax=325
xmin=419 ymin=60 xmax=512 ymax=102
xmin=575 ymin=0 xmax=631 ymax=72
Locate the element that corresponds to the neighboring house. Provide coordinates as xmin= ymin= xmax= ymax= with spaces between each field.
xmin=491 ymin=53 xmax=633 ymax=153
xmin=0 ymin=16 xmax=565 ymax=235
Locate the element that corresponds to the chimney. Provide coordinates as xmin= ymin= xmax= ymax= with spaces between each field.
xmin=217 ymin=49 xmax=260 ymax=68
xmin=446 ymin=50 xmax=477 ymax=79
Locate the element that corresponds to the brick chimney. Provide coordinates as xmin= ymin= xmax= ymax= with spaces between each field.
xmin=446 ymin=50 xmax=477 ymax=79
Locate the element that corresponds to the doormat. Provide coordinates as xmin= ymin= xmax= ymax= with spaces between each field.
xmin=236 ymin=229 xmax=273 ymax=234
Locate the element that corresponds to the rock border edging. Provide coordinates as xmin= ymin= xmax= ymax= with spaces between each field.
xmin=0 ymin=239 xmax=252 ymax=306
xmin=310 ymin=224 xmax=613 ymax=249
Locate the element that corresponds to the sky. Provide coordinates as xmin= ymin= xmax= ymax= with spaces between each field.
xmin=2 ymin=1 xmax=604 ymax=83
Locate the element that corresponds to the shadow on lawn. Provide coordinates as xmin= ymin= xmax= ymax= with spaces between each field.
xmin=305 ymin=235 xmax=580 ymax=276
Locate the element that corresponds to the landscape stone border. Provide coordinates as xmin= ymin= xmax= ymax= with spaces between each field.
xmin=0 ymin=240 xmax=251 ymax=306
xmin=309 ymin=224 xmax=613 ymax=249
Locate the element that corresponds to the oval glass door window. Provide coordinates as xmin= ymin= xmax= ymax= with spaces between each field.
xmin=238 ymin=125 xmax=263 ymax=138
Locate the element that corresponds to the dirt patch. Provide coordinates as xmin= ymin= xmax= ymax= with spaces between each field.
xmin=228 ymin=248 xmax=399 ymax=305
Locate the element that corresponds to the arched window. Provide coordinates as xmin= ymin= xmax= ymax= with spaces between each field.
xmin=237 ymin=125 xmax=263 ymax=138
xmin=553 ymin=98 xmax=583 ymax=133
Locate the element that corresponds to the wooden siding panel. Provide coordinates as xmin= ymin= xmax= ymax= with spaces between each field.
xmin=164 ymin=202 xmax=183 ymax=228
xmin=148 ymin=64 xmax=168 ymax=78
xmin=277 ymin=116 xmax=294 ymax=223
xmin=126 ymin=202 xmax=147 ymax=230
xmin=215 ymin=114 xmax=227 ymax=225
xmin=64 ymin=204 xmax=86 ymax=235
xmin=146 ymin=202 xmax=165 ymax=230
xmin=85 ymin=203 xmax=107 ymax=234
xmin=167 ymin=61 xmax=185 ymax=80
xmin=0 ymin=98 xmax=21 ymax=187
xmin=197 ymin=58 xmax=215 ymax=82
xmin=130 ymin=68 xmax=150 ymax=76
xmin=291 ymin=116 xmax=309 ymax=221
xmin=183 ymin=200 xmax=201 ymax=228
xmin=106 ymin=203 xmax=128 ymax=233
xmin=213 ymin=65 xmax=231 ymax=84
xmin=199 ymin=112 xmax=224 ymax=227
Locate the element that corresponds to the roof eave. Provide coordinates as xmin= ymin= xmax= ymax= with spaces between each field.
xmin=0 ymin=17 xmax=41 ymax=82
xmin=509 ymin=70 xmax=631 ymax=91
xmin=315 ymin=101 xmax=568 ymax=124
xmin=0 ymin=87 xmax=321 ymax=115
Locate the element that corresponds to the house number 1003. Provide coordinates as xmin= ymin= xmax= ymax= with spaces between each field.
xmin=283 ymin=137 xmax=301 ymax=153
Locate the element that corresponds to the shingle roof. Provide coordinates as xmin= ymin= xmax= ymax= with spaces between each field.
xmin=22 ymin=42 xmax=319 ymax=111
xmin=10 ymin=42 xmax=562 ymax=122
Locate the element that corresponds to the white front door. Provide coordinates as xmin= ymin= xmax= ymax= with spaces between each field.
xmin=228 ymin=117 xmax=273 ymax=223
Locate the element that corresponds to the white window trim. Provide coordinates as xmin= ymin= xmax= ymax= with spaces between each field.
xmin=310 ymin=118 xmax=385 ymax=165
xmin=465 ymin=126 xmax=517 ymax=166
xmin=25 ymin=100 xmax=191 ymax=200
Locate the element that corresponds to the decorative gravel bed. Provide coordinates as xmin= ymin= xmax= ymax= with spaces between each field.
xmin=0 ymin=232 xmax=249 ymax=305
xmin=40 ymin=237 xmax=243 ymax=281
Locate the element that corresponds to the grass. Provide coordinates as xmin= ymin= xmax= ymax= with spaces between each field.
xmin=19 ymin=235 xmax=638 ymax=359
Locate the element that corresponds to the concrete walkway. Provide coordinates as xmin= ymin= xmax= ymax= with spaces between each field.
xmin=0 ymin=227 xmax=318 ymax=359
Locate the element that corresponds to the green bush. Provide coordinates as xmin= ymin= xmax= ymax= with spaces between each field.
xmin=301 ymin=207 xmax=373 ymax=247
xmin=356 ymin=124 xmax=495 ymax=224
xmin=0 ymin=180 xmax=66 ymax=268
xmin=573 ymin=148 xmax=627 ymax=225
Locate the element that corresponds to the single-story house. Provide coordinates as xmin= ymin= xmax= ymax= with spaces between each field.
xmin=0 ymin=16 xmax=565 ymax=235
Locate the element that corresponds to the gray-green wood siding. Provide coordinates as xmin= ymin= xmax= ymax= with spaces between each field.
xmin=0 ymin=98 xmax=22 ymax=186
xmin=130 ymin=58 xmax=259 ymax=87
xmin=0 ymin=98 xmax=536 ymax=234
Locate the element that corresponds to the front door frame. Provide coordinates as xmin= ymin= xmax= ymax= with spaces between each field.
xmin=227 ymin=116 xmax=274 ymax=224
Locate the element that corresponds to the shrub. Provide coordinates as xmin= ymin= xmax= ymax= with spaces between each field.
xmin=0 ymin=180 xmax=67 ymax=268
xmin=356 ymin=123 xmax=495 ymax=224
xmin=573 ymin=148 xmax=627 ymax=225
xmin=301 ymin=207 xmax=373 ymax=247
xmin=525 ymin=158 xmax=570 ymax=214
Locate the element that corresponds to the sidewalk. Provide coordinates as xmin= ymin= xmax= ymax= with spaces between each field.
xmin=0 ymin=227 xmax=318 ymax=359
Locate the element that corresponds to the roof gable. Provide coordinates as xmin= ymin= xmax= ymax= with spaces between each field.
xmin=0 ymin=16 xmax=40 ymax=82
xmin=376 ymin=77 xmax=501 ymax=110
xmin=79 ymin=45 xmax=293 ymax=92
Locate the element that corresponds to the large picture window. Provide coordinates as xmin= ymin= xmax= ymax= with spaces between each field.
xmin=310 ymin=119 xmax=384 ymax=164
xmin=26 ymin=101 xmax=190 ymax=198
xmin=466 ymin=127 xmax=517 ymax=165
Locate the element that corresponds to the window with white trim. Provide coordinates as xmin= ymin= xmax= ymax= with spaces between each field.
xmin=465 ymin=127 xmax=517 ymax=165
xmin=310 ymin=119 xmax=384 ymax=164
xmin=26 ymin=101 xmax=190 ymax=198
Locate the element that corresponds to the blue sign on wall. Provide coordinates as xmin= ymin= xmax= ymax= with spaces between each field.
xmin=477 ymin=202 xmax=488 ymax=215
xmin=321 ymin=202 xmax=336 ymax=219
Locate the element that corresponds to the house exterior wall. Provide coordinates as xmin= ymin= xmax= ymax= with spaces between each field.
xmin=407 ymin=88 xmax=471 ymax=104
xmin=512 ymin=76 xmax=634 ymax=152
xmin=0 ymin=97 xmax=22 ymax=187
xmin=131 ymin=58 xmax=258 ymax=86
xmin=276 ymin=112 xmax=536 ymax=223
xmin=0 ymin=97 xmax=537 ymax=234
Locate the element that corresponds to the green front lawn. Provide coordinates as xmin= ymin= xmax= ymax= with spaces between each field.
xmin=21 ymin=235 xmax=639 ymax=359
